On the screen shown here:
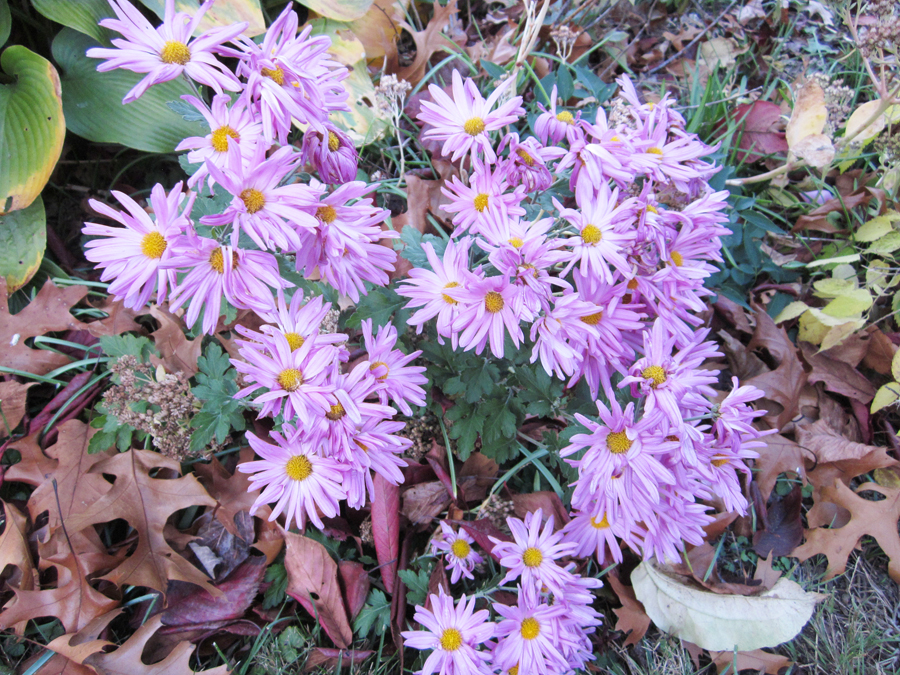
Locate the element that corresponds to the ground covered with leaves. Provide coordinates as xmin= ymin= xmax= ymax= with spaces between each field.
xmin=2 ymin=0 xmax=900 ymax=674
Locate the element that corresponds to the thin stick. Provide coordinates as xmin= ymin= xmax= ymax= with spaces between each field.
xmin=647 ymin=0 xmax=740 ymax=75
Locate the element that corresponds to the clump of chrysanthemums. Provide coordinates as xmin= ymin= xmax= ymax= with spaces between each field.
xmin=81 ymin=0 xmax=424 ymax=530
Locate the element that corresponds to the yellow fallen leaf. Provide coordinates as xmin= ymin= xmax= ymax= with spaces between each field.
xmin=631 ymin=562 xmax=825 ymax=652
xmin=872 ymin=383 xmax=900 ymax=414
xmin=891 ymin=348 xmax=900 ymax=382
xmin=786 ymin=80 xmax=827 ymax=150
xmin=856 ymin=212 xmax=899 ymax=242
xmin=844 ymin=99 xmax=886 ymax=143
xmin=791 ymin=133 xmax=834 ymax=168
xmin=774 ymin=301 xmax=810 ymax=324
xmin=813 ymin=277 xmax=857 ymax=298
xmin=821 ymin=288 xmax=872 ymax=318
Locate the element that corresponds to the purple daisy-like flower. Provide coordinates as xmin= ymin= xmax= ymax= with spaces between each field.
xmin=441 ymin=158 xmax=526 ymax=237
xmin=360 ymin=319 xmax=427 ymax=416
xmin=490 ymin=509 xmax=577 ymax=595
xmin=247 ymin=288 xmax=347 ymax=353
xmin=561 ymin=509 xmax=629 ymax=565
xmin=499 ymin=132 xmax=563 ymax=192
xmin=401 ymin=589 xmax=495 ymax=675
xmin=176 ymin=93 xmax=263 ymax=190
xmin=203 ymin=144 xmax=322 ymax=251
xmin=431 ymin=522 xmax=483 ymax=584
xmin=300 ymin=123 xmax=359 ymax=184
xmin=239 ymin=424 xmax=346 ymax=530
xmin=343 ymin=416 xmax=410 ymax=509
xmin=83 ymin=182 xmax=193 ymax=310
xmin=87 ymin=0 xmax=245 ymax=104
xmin=534 ymin=85 xmax=584 ymax=145
xmin=452 ymin=275 xmax=528 ymax=359
xmin=491 ymin=588 xmax=570 ymax=675
xmin=165 ymin=238 xmax=287 ymax=335
xmin=418 ymin=69 xmax=524 ymax=163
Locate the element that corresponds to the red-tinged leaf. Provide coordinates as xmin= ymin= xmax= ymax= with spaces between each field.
xmin=303 ymin=649 xmax=373 ymax=672
xmin=511 ymin=492 xmax=570 ymax=528
xmin=424 ymin=559 xmax=449 ymax=612
xmin=27 ymin=371 xmax=92 ymax=434
xmin=338 ymin=560 xmax=369 ymax=621
xmin=401 ymin=481 xmax=452 ymax=525
xmin=425 ymin=441 xmax=455 ymax=498
xmin=283 ymin=530 xmax=353 ymax=649
xmin=458 ymin=519 xmax=511 ymax=562
xmin=732 ymin=101 xmax=788 ymax=163
xmin=161 ymin=555 xmax=266 ymax=628
xmin=400 ymin=459 xmax=436 ymax=486
xmin=371 ymin=473 xmax=400 ymax=595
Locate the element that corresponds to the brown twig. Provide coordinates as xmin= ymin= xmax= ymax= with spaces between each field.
xmin=646 ymin=0 xmax=740 ymax=75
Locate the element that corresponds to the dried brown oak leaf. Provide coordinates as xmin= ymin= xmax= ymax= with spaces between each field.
xmin=0 ymin=500 xmax=35 ymax=635
xmin=41 ymin=608 xmax=123 ymax=675
xmin=0 ymin=528 xmax=118 ymax=634
xmin=386 ymin=0 xmax=459 ymax=86
xmin=794 ymin=480 xmax=900 ymax=582
xmin=0 ymin=381 xmax=35 ymax=436
xmin=64 ymin=448 xmax=218 ymax=595
xmin=146 ymin=304 xmax=203 ymax=377
xmin=753 ymin=433 xmax=809 ymax=501
xmin=745 ymin=306 xmax=808 ymax=431
xmin=0 ymin=279 xmax=125 ymax=376
xmin=607 ymin=569 xmax=651 ymax=647
xmin=283 ymin=530 xmax=354 ymax=649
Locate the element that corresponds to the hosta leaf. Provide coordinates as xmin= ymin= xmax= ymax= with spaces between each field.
xmin=0 ymin=46 xmax=65 ymax=214
xmin=299 ymin=0 xmax=373 ymax=22
xmin=31 ymin=0 xmax=113 ymax=43
xmin=0 ymin=196 xmax=45 ymax=291
xmin=0 ymin=0 xmax=10 ymax=48
xmin=51 ymin=29 xmax=200 ymax=153
xmin=139 ymin=0 xmax=265 ymax=37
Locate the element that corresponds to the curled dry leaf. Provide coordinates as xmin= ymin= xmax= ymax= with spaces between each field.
xmin=401 ymin=480 xmax=451 ymax=525
xmin=0 ymin=380 xmax=34 ymax=435
xmin=146 ymin=304 xmax=203 ymax=377
xmin=607 ymin=568 xmax=651 ymax=646
xmin=511 ymin=491 xmax=569 ymax=528
xmin=385 ymin=0 xmax=459 ymax=86
xmin=753 ymin=483 xmax=804 ymax=557
xmin=283 ymin=530 xmax=354 ymax=649
xmin=794 ymin=480 xmax=900 ymax=583
xmin=304 ymin=649 xmax=374 ymax=672
xmin=800 ymin=342 xmax=875 ymax=404
xmin=631 ymin=561 xmax=824 ymax=651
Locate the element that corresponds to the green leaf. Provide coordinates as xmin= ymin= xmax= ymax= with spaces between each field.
xmin=51 ymin=28 xmax=200 ymax=153
xmin=398 ymin=225 xmax=446 ymax=269
xmin=327 ymin=60 xmax=388 ymax=146
xmin=891 ymin=349 xmax=900 ymax=383
xmin=0 ymin=47 xmax=65 ymax=214
xmin=397 ymin=568 xmax=430 ymax=607
xmin=0 ymin=196 xmax=45 ymax=292
xmin=166 ymin=98 xmax=209 ymax=125
xmin=190 ymin=343 xmax=245 ymax=451
xmin=867 ymin=231 xmax=900 ymax=255
xmin=556 ymin=66 xmax=574 ymax=101
xmin=481 ymin=59 xmax=507 ymax=80
xmin=31 ymin=0 xmax=113 ymax=43
xmin=138 ymin=0 xmax=266 ymax=37
xmin=346 ymin=285 xmax=406 ymax=330
xmin=446 ymin=402 xmax=486 ymax=460
xmin=0 ymin=0 xmax=10 ymax=49
xmin=262 ymin=563 xmax=288 ymax=609
xmin=98 ymin=334 xmax=158 ymax=362
xmin=856 ymin=213 xmax=898 ymax=242
xmin=353 ymin=589 xmax=391 ymax=637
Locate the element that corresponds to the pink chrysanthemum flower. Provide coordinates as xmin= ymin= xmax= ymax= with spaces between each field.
xmin=712 ymin=377 xmax=768 ymax=449
xmin=360 ymin=319 xmax=427 ymax=416
xmin=239 ymin=424 xmax=346 ymax=530
xmin=250 ymin=288 xmax=346 ymax=353
xmin=561 ymin=509 xmax=630 ymax=566
xmin=300 ymin=123 xmax=359 ymax=184
xmin=431 ymin=522 xmax=483 ymax=584
xmin=529 ymin=291 xmax=603 ymax=379
xmin=491 ymin=589 xmax=570 ymax=675
xmin=534 ymin=85 xmax=584 ymax=145
xmin=556 ymin=184 xmax=637 ymax=284
xmin=83 ymin=182 xmax=193 ymax=310
xmin=499 ymin=132 xmax=563 ymax=192
xmin=165 ymin=238 xmax=287 ymax=335
xmin=343 ymin=416 xmax=410 ymax=509
xmin=232 ymin=331 xmax=337 ymax=425
xmin=397 ymin=238 xmax=473 ymax=344
xmin=441 ymin=158 xmax=526 ymax=237
xmin=418 ymin=70 xmax=524 ymax=163
xmin=203 ymin=145 xmax=322 ymax=251
xmin=176 ymin=93 xmax=263 ymax=190
xmin=452 ymin=275 xmax=528 ymax=359
xmin=490 ymin=510 xmax=577 ymax=594
xmin=401 ymin=589 xmax=495 ymax=675
xmin=87 ymin=0 xmax=244 ymax=104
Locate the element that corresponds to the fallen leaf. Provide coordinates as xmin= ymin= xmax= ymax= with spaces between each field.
xmin=753 ymin=484 xmax=803 ymax=557
xmin=194 ymin=449 xmax=276 ymax=540
xmin=64 ymin=448 xmax=218 ymax=595
xmin=511 ymin=491 xmax=569 ymax=528
xmin=607 ymin=569 xmax=650 ymax=647
xmin=44 ymin=609 xmax=123 ymax=675
xmin=731 ymin=101 xmax=788 ymax=163
xmin=458 ymin=519 xmax=511 ymax=563
xmin=708 ymin=648 xmax=792 ymax=674
xmin=797 ymin=419 xmax=894 ymax=464
xmin=631 ymin=561 xmax=824 ymax=651
xmin=699 ymin=37 xmax=744 ymax=70
xmin=402 ymin=174 xmax=453 ymax=234
xmin=792 ymin=132 xmax=835 ymax=168
xmin=0 ymin=381 xmax=34 ymax=435
xmin=386 ymin=0 xmax=459 ymax=86
xmin=0 ymin=500 xmax=35 ymax=634
xmin=283 ymin=530 xmax=353 ymax=649
xmin=794 ymin=480 xmax=900 ymax=582
xmin=401 ymin=481 xmax=451 ymax=524
xmin=146 ymin=304 xmax=203 ymax=377
xmin=799 ymin=342 xmax=875 ymax=403
xmin=864 ymin=328 xmax=897 ymax=374
xmin=786 ymin=80 xmax=827 ymax=151
xmin=372 ymin=473 xmax=401 ymax=594
xmin=303 ymin=648 xmax=374 ymax=672
xmin=338 ymin=560 xmax=370 ymax=621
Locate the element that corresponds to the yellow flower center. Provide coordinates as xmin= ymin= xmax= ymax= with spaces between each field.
xmin=450 ymin=538 xmax=471 ymax=558
xmin=591 ymin=514 xmax=610 ymax=529
xmin=484 ymin=291 xmax=504 ymax=314
xmin=160 ymin=40 xmax=191 ymax=65
xmin=316 ymin=205 xmax=337 ymax=223
xmin=606 ymin=431 xmax=632 ymax=454
xmin=326 ymin=403 xmax=345 ymax=421
xmin=508 ymin=237 xmax=524 ymax=248
xmin=580 ymin=311 xmax=603 ymax=325
xmin=211 ymin=125 xmax=240 ymax=153
xmin=581 ymin=225 xmax=602 ymax=244
xmin=327 ymin=131 xmax=341 ymax=152
xmin=647 ymin=146 xmax=664 ymax=155
xmin=712 ymin=455 xmax=729 ymax=467
xmin=627 ymin=278 xmax=639 ymax=290
xmin=641 ymin=365 xmax=667 ymax=387
xmin=610 ymin=135 xmax=621 ymax=142
xmin=284 ymin=332 xmax=305 ymax=351
xmin=520 ymin=617 xmax=541 ymax=640
xmin=285 ymin=455 xmax=313 ymax=481
xmin=369 ymin=361 xmax=390 ymax=380
xmin=515 ymin=148 xmax=534 ymax=166
xmin=509 ymin=667 xmax=519 ymax=675
xmin=442 ymin=281 xmax=460 ymax=305
xmin=646 ymin=204 xmax=658 ymax=214
xmin=140 ymin=231 xmax=167 ymax=259
xmin=277 ymin=368 xmax=303 ymax=392
xmin=670 ymin=251 xmax=684 ymax=267
xmin=522 ymin=547 xmax=543 ymax=568
xmin=473 ymin=193 xmax=489 ymax=212
xmin=556 ymin=110 xmax=574 ymax=124
xmin=261 ymin=66 xmax=285 ymax=85
xmin=240 ymin=188 xmax=266 ymax=214
xmin=463 ymin=117 xmax=486 ymax=136
xmin=439 ymin=628 xmax=462 ymax=651
xmin=209 ymin=247 xmax=238 ymax=274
